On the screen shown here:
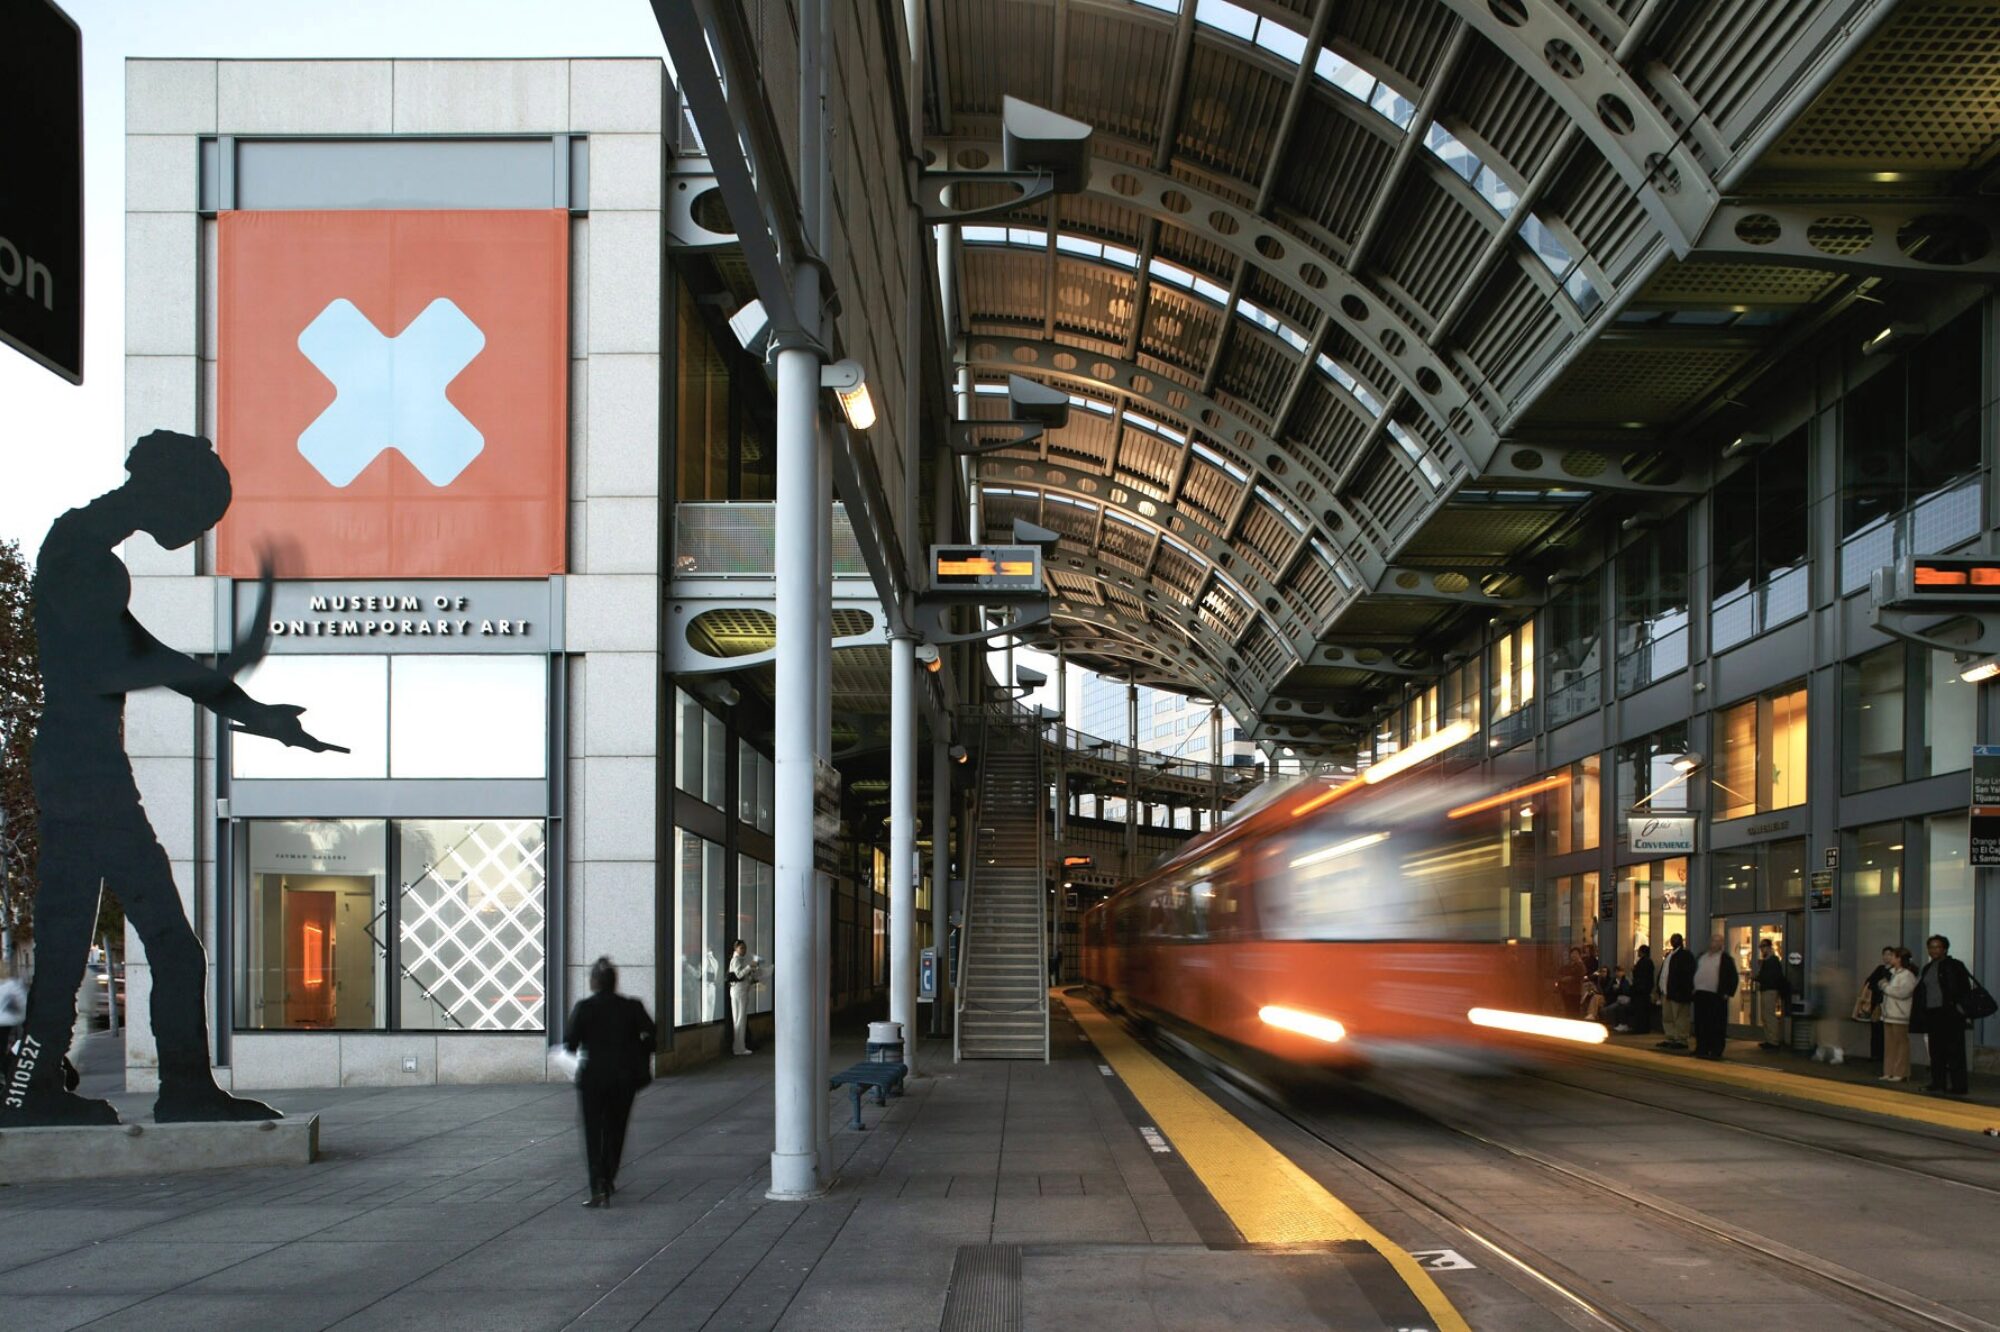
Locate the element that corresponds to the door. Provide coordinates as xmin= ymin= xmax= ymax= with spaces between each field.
xmin=285 ymin=889 xmax=337 ymax=1028
xmin=1720 ymin=914 xmax=1788 ymax=1028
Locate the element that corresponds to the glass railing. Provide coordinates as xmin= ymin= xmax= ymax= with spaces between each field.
xmin=1615 ymin=619 xmax=1689 ymax=696
xmin=1838 ymin=475 xmax=1982 ymax=594
xmin=1711 ymin=564 xmax=1808 ymax=653
xmin=672 ymin=502 xmax=870 ymax=577
xmin=1545 ymin=668 xmax=1601 ymax=727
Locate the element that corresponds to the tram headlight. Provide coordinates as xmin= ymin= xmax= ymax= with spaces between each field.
xmin=1258 ymin=1005 xmax=1347 ymax=1044
xmin=1466 ymin=1008 xmax=1608 ymax=1044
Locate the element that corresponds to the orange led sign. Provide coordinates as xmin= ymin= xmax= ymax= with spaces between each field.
xmin=1899 ymin=556 xmax=2000 ymax=601
xmin=929 ymin=544 xmax=1044 ymax=595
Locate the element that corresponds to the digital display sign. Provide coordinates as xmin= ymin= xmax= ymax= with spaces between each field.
xmin=929 ymin=544 xmax=1044 ymax=595
xmin=1896 ymin=556 xmax=2000 ymax=601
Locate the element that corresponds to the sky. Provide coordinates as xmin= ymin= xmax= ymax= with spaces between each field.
xmin=0 ymin=0 xmax=669 ymax=554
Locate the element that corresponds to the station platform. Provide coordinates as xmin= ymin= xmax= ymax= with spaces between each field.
xmin=1566 ymin=1030 xmax=2000 ymax=1137
xmin=0 ymin=1004 xmax=1486 ymax=1332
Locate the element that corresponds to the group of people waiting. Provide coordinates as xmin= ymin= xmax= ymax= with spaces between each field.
xmin=1854 ymin=937 xmax=1982 ymax=1094
xmin=1556 ymin=932 xmax=1985 ymax=1093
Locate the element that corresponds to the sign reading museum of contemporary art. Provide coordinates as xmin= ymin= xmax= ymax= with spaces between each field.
xmin=1972 ymin=745 xmax=2000 ymax=867
xmin=215 ymin=209 xmax=570 ymax=578
xmin=1629 ymin=815 xmax=1695 ymax=855
xmin=233 ymin=579 xmax=558 ymax=653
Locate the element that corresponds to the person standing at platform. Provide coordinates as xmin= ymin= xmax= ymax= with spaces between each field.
xmin=1657 ymin=934 xmax=1695 ymax=1050
xmin=1913 ymin=934 xmax=1974 ymax=1097
xmin=1859 ymin=945 xmax=1898 ymax=1064
xmin=727 ymin=939 xmax=760 ymax=1056
xmin=566 ymin=957 xmax=656 ymax=1207
xmin=1626 ymin=944 xmax=1656 ymax=1035
xmin=1557 ymin=945 xmax=1586 ymax=1016
xmin=1877 ymin=948 xmax=1918 ymax=1083
xmin=1753 ymin=938 xmax=1790 ymax=1050
xmin=1690 ymin=934 xmax=1738 ymax=1060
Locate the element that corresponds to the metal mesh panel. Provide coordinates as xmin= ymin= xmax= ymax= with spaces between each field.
xmin=674 ymin=503 xmax=868 ymax=577
xmin=399 ymin=820 xmax=547 ymax=1031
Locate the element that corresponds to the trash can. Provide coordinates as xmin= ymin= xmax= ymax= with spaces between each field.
xmin=867 ymin=1020 xmax=904 ymax=1065
xmin=1790 ymin=1014 xmax=1816 ymax=1055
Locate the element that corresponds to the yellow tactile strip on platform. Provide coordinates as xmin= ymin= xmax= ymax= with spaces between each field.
xmin=1579 ymin=1040 xmax=2000 ymax=1134
xmin=1064 ymin=992 xmax=1470 ymax=1332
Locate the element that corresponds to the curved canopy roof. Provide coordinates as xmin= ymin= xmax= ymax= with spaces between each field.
xmin=928 ymin=0 xmax=2000 ymax=751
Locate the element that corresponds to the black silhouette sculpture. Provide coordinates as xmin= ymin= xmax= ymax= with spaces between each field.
xmin=0 ymin=432 xmax=344 ymax=1126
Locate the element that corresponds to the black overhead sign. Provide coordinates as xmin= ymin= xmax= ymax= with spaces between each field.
xmin=929 ymin=544 xmax=1045 ymax=596
xmin=0 ymin=0 xmax=84 ymax=384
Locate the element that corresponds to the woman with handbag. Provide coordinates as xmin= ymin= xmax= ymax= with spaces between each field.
xmin=1876 ymin=948 xmax=1918 ymax=1083
xmin=565 ymin=956 xmax=657 ymax=1207
xmin=1857 ymin=946 xmax=1897 ymax=1063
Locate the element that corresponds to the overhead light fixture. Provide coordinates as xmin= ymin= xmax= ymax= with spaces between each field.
xmin=1620 ymin=513 xmax=1658 ymax=532
xmin=821 ymin=359 xmax=876 ymax=430
xmin=727 ymin=298 xmax=769 ymax=350
xmin=915 ymin=643 xmax=941 ymax=673
xmin=1959 ymin=656 xmax=2000 ymax=684
xmin=949 ymin=744 xmax=969 ymax=764
xmin=1723 ymin=432 xmax=1768 ymax=459
xmin=1001 ymin=95 xmax=1094 ymax=194
xmin=1862 ymin=322 xmax=1923 ymax=356
xmin=1671 ymin=751 xmax=1703 ymax=773
xmin=1015 ymin=664 xmax=1048 ymax=690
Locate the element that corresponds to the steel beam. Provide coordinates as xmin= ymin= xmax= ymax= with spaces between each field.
xmin=1693 ymin=200 xmax=2000 ymax=281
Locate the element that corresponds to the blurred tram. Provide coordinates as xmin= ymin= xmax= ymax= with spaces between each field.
xmin=1081 ymin=723 xmax=1604 ymax=1067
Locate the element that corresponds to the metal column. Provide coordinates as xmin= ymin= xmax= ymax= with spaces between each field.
xmin=931 ymin=730 xmax=950 ymax=1037
xmin=813 ymin=416 xmax=834 ymax=1185
xmin=1210 ymin=703 xmax=1223 ymax=824
xmin=889 ymin=635 xmax=919 ymax=1075
xmin=768 ymin=319 xmax=825 ymax=1201
xmin=1125 ymin=677 xmax=1139 ymax=874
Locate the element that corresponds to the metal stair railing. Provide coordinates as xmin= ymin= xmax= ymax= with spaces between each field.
xmin=953 ymin=699 xmax=1050 ymax=1062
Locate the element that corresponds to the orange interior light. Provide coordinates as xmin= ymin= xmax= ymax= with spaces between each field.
xmin=1291 ymin=775 xmax=1364 ymax=819
xmin=302 ymin=923 xmax=325 ymax=988
xmin=1447 ymin=772 xmax=1571 ymax=820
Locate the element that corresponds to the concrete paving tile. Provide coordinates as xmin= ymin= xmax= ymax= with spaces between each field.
xmin=0 ymin=1240 xmax=280 ymax=1295
xmin=118 ymin=1204 xmax=371 ymax=1243
xmin=332 ymin=1286 xmax=603 ymax=1330
xmin=990 ymin=1193 xmax=1149 ymax=1244
xmin=0 ymin=1293 xmax=158 ymax=1330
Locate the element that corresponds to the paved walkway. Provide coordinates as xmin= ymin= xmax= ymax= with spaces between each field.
xmin=4 ymin=1014 xmax=1398 ymax=1332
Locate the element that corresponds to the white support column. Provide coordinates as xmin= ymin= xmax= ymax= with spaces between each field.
xmin=814 ymin=416 xmax=834 ymax=1185
xmin=769 ymin=322 xmax=825 ymax=1200
xmin=1125 ymin=678 xmax=1139 ymax=873
xmin=889 ymin=634 xmax=918 ymax=1075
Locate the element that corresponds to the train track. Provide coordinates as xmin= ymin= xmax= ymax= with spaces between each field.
xmin=1521 ymin=1055 xmax=2000 ymax=1199
xmin=1129 ymin=1017 xmax=1996 ymax=1332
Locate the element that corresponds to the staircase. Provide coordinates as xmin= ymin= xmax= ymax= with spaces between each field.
xmin=955 ymin=709 xmax=1050 ymax=1061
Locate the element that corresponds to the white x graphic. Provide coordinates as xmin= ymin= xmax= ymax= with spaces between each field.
xmin=296 ymin=297 xmax=488 ymax=487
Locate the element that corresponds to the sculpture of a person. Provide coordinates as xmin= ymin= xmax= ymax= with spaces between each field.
xmin=1 ymin=431 xmax=343 ymax=1126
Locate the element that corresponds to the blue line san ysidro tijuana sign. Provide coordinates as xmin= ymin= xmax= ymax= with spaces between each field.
xmin=1971 ymin=745 xmax=2000 ymax=868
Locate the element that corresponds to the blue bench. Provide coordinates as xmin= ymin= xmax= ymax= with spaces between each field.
xmin=830 ymin=1060 xmax=907 ymax=1129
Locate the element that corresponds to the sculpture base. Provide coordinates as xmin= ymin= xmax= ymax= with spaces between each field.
xmin=0 ymin=1114 xmax=319 ymax=1183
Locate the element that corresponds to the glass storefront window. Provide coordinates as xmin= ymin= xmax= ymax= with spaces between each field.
xmin=1445 ymin=657 xmax=1482 ymax=730
xmin=676 ymin=278 xmax=734 ymax=503
xmin=1712 ymin=426 xmax=1809 ymax=651
xmin=1715 ymin=683 xmax=1809 ymax=819
xmin=1844 ymin=645 xmax=1905 ymax=791
xmin=674 ymin=829 xmax=726 ymax=1026
xmin=1715 ymin=700 xmax=1757 ymax=821
xmin=736 ymin=855 xmax=774 ymax=1015
xmin=1617 ymin=858 xmax=1687 ymax=966
xmin=1615 ymin=515 xmax=1690 ymax=695
xmin=1710 ymin=839 xmax=1804 ymax=916
xmin=1848 ymin=822 xmax=1906 ymax=965
xmin=1615 ymin=724 xmax=1690 ymax=845
xmin=1490 ymin=620 xmax=1535 ymax=720
xmin=1553 ymin=872 xmax=1598 ymax=949
xmin=388 ymin=657 xmax=546 ymax=779
xmin=233 ymin=655 xmax=545 ymax=781
xmin=397 ymin=819 xmax=547 ymax=1030
xmin=1548 ymin=755 xmax=1600 ymax=855
xmin=237 ymin=820 xmax=387 ymax=1030
xmin=1925 ymin=649 xmax=1975 ymax=776
xmin=675 ymin=689 xmax=731 ymax=808
xmin=1926 ymin=814 xmax=1973 ymax=953
xmin=233 ymin=657 xmax=389 ymax=779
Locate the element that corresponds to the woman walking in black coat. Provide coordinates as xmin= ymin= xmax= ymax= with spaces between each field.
xmin=566 ymin=956 xmax=657 ymax=1207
